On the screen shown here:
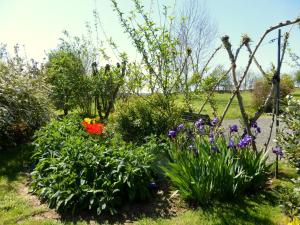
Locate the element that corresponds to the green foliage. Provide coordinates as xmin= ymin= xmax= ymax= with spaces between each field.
xmin=0 ymin=62 xmax=52 ymax=148
xmin=252 ymin=74 xmax=295 ymax=112
xmin=30 ymin=114 xmax=155 ymax=215
xmin=277 ymin=184 xmax=300 ymax=219
xmin=45 ymin=50 xmax=88 ymax=115
xmin=112 ymin=94 xmax=182 ymax=143
xmin=163 ymin=124 xmax=271 ymax=205
xmin=111 ymin=0 xmax=189 ymax=96
xmin=277 ymin=95 xmax=300 ymax=168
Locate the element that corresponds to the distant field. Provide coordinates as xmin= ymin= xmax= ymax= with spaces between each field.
xmin=175 ymin=88 xmax=300 ymax=119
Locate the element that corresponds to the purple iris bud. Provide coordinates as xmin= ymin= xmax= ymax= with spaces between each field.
xmin=228 ymin=138 xmax=235 ymax=148
xmin=209 ymin=131 xmax=214 ymax=144
xmin=194 ymin=149 xmax=199 ymax=157
xmin=168 ymin=130 xmax=177 ymax=138
xmin=211 ymin=145 xmax=220 ymax=153
xmin=148 ymin=182 xmax=158 ymax=190
xmin=251 ymin=122 xmax=258 ymax=128
xmin=230 ymin=125 xmax=238 ymax=133
xmin=211 ymin=117 xmax=219 ymax=126
xmin=195 ymin=119 xmax=205 ymax=128
xmin=272 ymin=146 xmax=284 ymax=158
xmin=177 ymin=124 xmax=184 ymax=132
xmin=256 ymin=126 xmax=261 ymax=133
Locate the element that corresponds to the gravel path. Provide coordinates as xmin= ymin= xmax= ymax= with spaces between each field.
xmin=222 ymin=117 xmax=278 ymax=161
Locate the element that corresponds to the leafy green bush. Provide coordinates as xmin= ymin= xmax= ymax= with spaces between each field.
xmin=46 ymin=50 xmax=90 ymax=115
xmin=30 ymin=114 xmax=155 ymax=215
xmin=277 ymin=95 xmax=300 ymax=168
xmin=163 ymin=121 xmax=271 ymax=205
xmin=0 ymin=66 xmax=52 ymax=148
xmin=252 ymin=74 xmax=294 ymax=112
xmin=112 ymin=94 xmax=182 ymax=143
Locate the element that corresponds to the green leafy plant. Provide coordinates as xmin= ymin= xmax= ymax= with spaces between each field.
xmin=163 ymin=121 xmax=271 ymax=205
xmin=112 ymin=94 xmax=182 ymax=143
xmin=277 ymin=95 xmax=300 ymax=168
xmin=30 ymin=114 xmax=155 ymax=215
xmin=252 ymin=74 xmax=294 ymax=112
xmin=276 ymin=176 xmax=300 ymax=220
xmin=45 ymin=50 xmax=88 ymax=115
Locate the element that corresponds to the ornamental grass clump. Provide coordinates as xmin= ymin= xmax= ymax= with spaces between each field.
xmin=163 ymin=118 xmax=271 ymax=205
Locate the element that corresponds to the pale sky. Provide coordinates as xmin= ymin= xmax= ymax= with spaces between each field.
xmin=0 ymin=0 xmax=299 ymax=74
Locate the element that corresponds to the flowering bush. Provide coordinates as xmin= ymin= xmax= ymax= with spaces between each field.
xmin=31 ymin=114 xmax=156 ymax=215
xmin=277 ymin=95 xmax=300 ymax=168
xmin=0 ymin=66 xmax=52 ymax=148
xmin=163 ymin=118 xmax=271 ymax=204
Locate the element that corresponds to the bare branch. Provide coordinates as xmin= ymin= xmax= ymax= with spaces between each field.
xmin=219 ymin=18 xmax=299 ymax=124
xmin=220 ymin=36 xmax=257 ymax=151
xmin=250 ymin=32 xmax=289 ymax=124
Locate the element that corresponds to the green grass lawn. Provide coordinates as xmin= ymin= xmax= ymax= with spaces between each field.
xmin=0 ymin=145 xmax=294 ymax=225
xmin=175 ymin=91 xmax=260 ymax=120
xmin=175 ymin=88 xmax=300 ymax=120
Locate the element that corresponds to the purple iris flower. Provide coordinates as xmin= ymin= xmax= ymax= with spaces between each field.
xmin=272 ymin=146 xmax=284 ymax=158
xmin=237 ymin=134 xmax=252 ymax=148
xmin=209 ymin=131 xmax=214 ymax=144
xmin=198 ymin=125 xmax=205 ymax=135
xmin=177 ymin=124 xmax=184 ymax=132
xmin=195 ymin=119 xmax=205 ymax=128
xmin=168 ymin=130 xmax=177 ymax=138
xmin=228 ymin=138 xmax=235 ymax=148
xmin=211 ymin=117 xmax=219 ymax=126
xmin=230 ymin=125 xmax=238 ymax=133
xmin=211 ymin=145 xmax=220 ymax=153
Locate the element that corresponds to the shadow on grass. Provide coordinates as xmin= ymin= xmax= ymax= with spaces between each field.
xmin=59 ymin=187 xmax=184 ymax=224
xmin=202 ymin=190 xmax=281 ymax=225
xmin=0 ymin=144 xmax=34 ymax=181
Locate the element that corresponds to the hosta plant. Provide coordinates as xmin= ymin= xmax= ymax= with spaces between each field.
xmin=163 ymin=119 xmax=271 ymax=205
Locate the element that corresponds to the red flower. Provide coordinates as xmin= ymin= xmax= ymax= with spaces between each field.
xmin=85 ymin=123 xmax=105 ymax=135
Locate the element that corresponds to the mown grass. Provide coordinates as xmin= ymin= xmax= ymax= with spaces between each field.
xmin=175 ymin=91 xmax=255 ymax=120
xmin=0 ymin=145 xmax=294 ymax=225
xmin=175 ymin=88 xmax=300 ymax=119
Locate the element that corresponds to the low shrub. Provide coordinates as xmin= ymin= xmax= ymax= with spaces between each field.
xmin=163 ymin=120 xmax=271 ymax=205
xmin=277 ymin=95 xmax=300 ymax=168
xmin=30 ymin=114 xmax=156 ymax=215
xmin=112 ymin=94 xmax=182 ymax=143
xmin=252 ymin=74 xmax=294 ymax=112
